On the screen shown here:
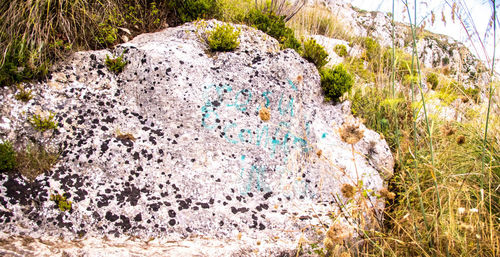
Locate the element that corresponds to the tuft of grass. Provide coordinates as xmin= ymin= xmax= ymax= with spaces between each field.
xmin=207 ymin=23 xmax=240 ymax=52
xmin=50 ymin=193 xmax=72 ymax=212
xmin=105 ymin=54 xmax=127 ymax=74
xmin=301 ymin=38 xmax=328 ymax=69
xmin=287 ymin=4 xmax=353 ymax=42
xmin=14 ymin=84 xmax=33 ymax=102
xmin=15 ymin=144 xmax=59 ymax=181
xmin=28 ymin=112 xmax=58 ymax=132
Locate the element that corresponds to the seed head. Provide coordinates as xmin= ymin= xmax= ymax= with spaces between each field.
xmin=341 ymin=184 xmax=356 ymax=198
xmin=339 ymin=124 xmax=364 ymax=145
xmin=456 ymin=135 xmax=465 ymax=145
xmin=379 ymin=188 xmax=395 ymax=200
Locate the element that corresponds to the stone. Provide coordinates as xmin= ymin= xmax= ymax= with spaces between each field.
xmin=0 ymin=20 xmax=393 ymax=255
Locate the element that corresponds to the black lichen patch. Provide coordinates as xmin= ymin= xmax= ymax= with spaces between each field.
xmin=105 ymin=211 xmax=119 ymax=222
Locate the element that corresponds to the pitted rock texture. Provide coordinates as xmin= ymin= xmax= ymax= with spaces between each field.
xmin=0 ymin=20 xmax=393 ymax=255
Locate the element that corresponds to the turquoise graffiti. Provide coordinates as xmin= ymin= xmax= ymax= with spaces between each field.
xmin=200 ymin=80 xmax=315 ymax=197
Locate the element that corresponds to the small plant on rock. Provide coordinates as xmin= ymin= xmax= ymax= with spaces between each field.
xmin=0 ymin=141 xmax=16 ymax=172
xmin=427 ymin=72 xmax=439 ymax=90
xmin=15 ymin=84 xmax=33 ymax=102
xmin=301 ymin=38 xmax=328 ymax=69
xmin=50 ymin=193 xmax=72 ymax=212
xmin=28 ymin=112 xmax=58 ymax=132
xmin=16 ymin=143 xmax=59 ymax=180
xmin=320 ymin=64 xmax=354 ymax=102
xmin=334 ymin=44 xmax=348 ymax=57
xmin=207 ymin=23 xmax=241 ymax=51
xmin=105 ymin=54 xmax=127 ymax=74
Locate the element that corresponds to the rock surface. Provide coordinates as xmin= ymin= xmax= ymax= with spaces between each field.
xmin=0 ymin=20 xmax=393 ymax=256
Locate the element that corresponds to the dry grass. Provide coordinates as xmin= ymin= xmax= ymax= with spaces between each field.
xmin=16 ymin=144 xmax=59 ymax=181
xmin=287 ymin=4 xmax=353 ymax=41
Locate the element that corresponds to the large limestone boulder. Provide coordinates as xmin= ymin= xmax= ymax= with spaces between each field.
xmin=0 ymin=20 xmax=393 ymax=256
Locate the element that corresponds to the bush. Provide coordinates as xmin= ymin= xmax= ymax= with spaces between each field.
xmin=207 ymin=23 xmax=240 ymax=51
xmin=301 ymin=38 xmax=328 ymax=68
xmin=362 ymin=37 xmax=381 ymax=60
xmin=427 ymin=72 xmax=439 ymax=89
xmin=0 ymin=141 xmax=16 ymax=172
xmin=334 ymin=44 xmax=348 ymax=57
xmin=105 ymin=54 xmax=127 ymax=74
xmin=320 ymin=64 xmax=354 ymax=102
xmin=171 ymin=0 xmax=221 ymax=22
xmin=245 ymin=9 xmax=301 ymax=51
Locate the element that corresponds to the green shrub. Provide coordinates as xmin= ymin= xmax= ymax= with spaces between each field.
xmin=29 ymin=112 xmax=58 ymax=132
xmin=105 ymin=54 xmax=127 ymax=74
xmin=301 ymin=38 xmax=328 ymax=68
xmin=207 ymin=23 xmax=240 ymax=51
xmin=0 ymin=39 xmax=49 ymax=87
xmin=171 ymin=0 xmax=221 ymax=22
xmin=245 ymin=9 xmax=301 ymax=51
xmin=0 ymin=141 xmax=16 ymax=172
xmin=334 ymin=44 xmax=348 ymax=57
xmin=95 ymin=22 xmax=119 ymax=46
xmin=427 ymin=72 xmax=439 ymax=89
xmin=50 ymin=193 xmax=72 ymax=212
xmin=362 ymin=37 xmax=381 ymax=60
xmin=320 ymin=64 xmax=354 ymax=102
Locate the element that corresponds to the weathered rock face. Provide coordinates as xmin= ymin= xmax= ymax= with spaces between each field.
xmin=312 ymin=0 xmax=489 ymax=87
xmin=0 ymin=20 xmax=393 ymax=256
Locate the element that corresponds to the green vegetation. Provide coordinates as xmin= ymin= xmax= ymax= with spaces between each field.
xmin=207 ymin=23 xmax=240 ymax=51
xmin=245 ymin=9 xmax=301 ymax=51
xmin=301 ymin=38 xmax=328 ymax=69
xmin=105 ymin=54 xmax=127 ymax=74
xmin=320 ymin=64 xmax=354 ymax=102
xmin=0 ymin=0 xmax=170 ymax=88
xmin=427 ymin=72 xmax=439 ymax=89
xmin=28 ymin=112 xmax=58 ymax=132
xmin=333 ymin=44 xmax=348 ymax=57
xmin=0 ymin=141 xmax=17 ymax=172
xmin=344 ymin=57 xmax=375 ymax=83
xmin=50 ymin=193 xmax=72 ymax=212
xmin=171 ymin=0 xmax=221 ymax=23
xmin=15 ymin=85 xmax=33 ymax=102
xmin=16 ymin=144 xmax=59 ymax=181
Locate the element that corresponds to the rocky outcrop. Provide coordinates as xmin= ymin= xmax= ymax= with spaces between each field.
xmin=0 ymin=20 xmax=393 ymax=256
xmin=311 ymin=0 xmax=489 ymax=86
